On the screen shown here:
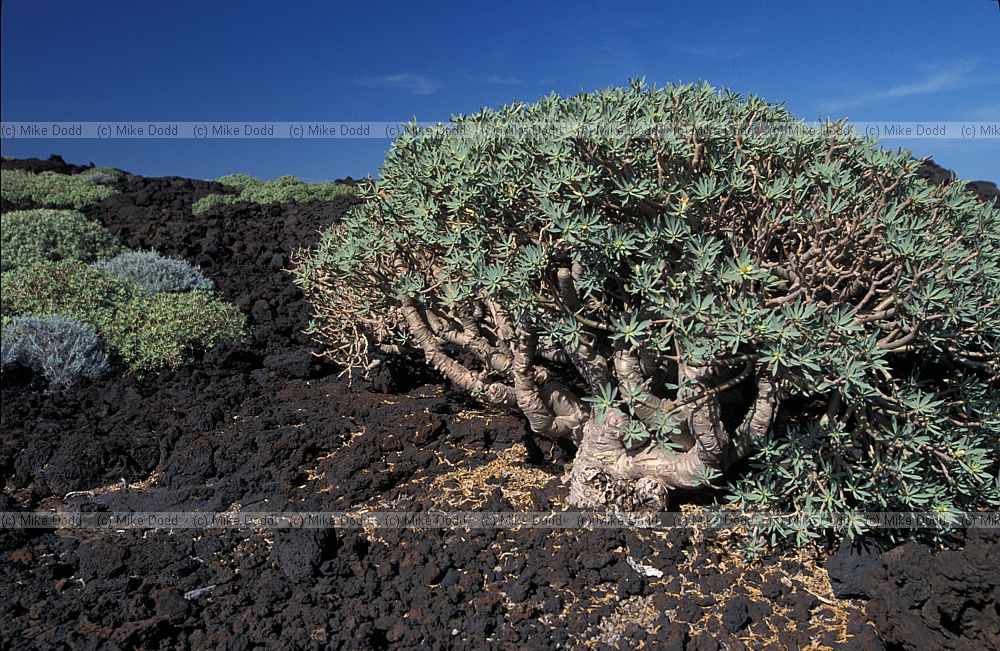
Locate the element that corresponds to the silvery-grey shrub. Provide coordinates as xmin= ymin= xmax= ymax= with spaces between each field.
xmin=1 ymin=314 xmax=109 ymax=386
xmin=93 ymin=249 xmax=214 ymax=293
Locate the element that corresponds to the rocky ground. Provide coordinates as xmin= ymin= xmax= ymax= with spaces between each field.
xmin=1 ymin=155 xmax=998 ymax=650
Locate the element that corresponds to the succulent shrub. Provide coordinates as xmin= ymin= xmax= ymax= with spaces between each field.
xmin=0 ymin=169 xmax=118 ymax=208
xmin=295 ymin=80 xmax=1000 ymax=538
xmin=93 ymin=249 xmax=214 ymax=293
xmin=1 ymin=314 xmax=108 ymax=386
xmin=192 ymin=174 xmax=355 ymax=214
xmin=1 ymin=209 xmax=125 ymax=271
xmin=1 ymin=260 xmax=245 ymax=374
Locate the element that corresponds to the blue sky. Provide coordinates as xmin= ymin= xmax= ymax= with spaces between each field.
xmin=2 ymin=1 xmax=998 ymax=181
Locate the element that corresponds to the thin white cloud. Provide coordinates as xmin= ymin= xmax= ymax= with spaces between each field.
xmin=358 ymin=74 xmax=441 ymax=96
xmin=667 ymin=43 xmax=756 ymax=61
xmin=467 ymin=74 xmax=522 ymax=86
xmin=821 ymin=61 xmax=996 ymax=113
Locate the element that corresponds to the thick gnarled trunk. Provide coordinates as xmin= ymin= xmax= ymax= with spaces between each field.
xmin=564 ymin=375 xmax=779 ymax=510
xmin=397 ymin=292 xmax=780 ymax=511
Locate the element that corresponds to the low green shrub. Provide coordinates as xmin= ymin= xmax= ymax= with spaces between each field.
xmin=1 ymin=260 xmax=139 ymax=331
xmin=216 ymin=173 xmax=257 ymax=190
xmin=76 ymin=167 xmax=124 ymax=185
xmin=1 ymin=260 xmax=245 ymax=374
xmin=1 ymin=169 xmax=118 ymax=208
xmin=1 ymin=314 xmax=109 ymax=386
xmin=93 ymin=249 xmax=214 ymax=293
xmin=239 ymin=175 xmax=356 ymax=204
xmin=190 ymin=193 xmax=234 ymax=214
xmin=104 ymin=291 xmax=246 ymax=372
xmin=1 ymin=209 xmax=125 ymax=271
xmin=192 ymin=174 xmax=355 ymax=214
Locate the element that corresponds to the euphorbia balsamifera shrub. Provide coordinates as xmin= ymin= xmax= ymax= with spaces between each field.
xmin=295 ymin=80 xmax=1000 ymax=532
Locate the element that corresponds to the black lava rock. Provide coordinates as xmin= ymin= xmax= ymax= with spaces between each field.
xmin=272 ymin=528 xmax=340 ymax=580
xmin=866 ymin=527 xmax=1000 ymax=651
xmin=721 ymin=595 xmax=772 ymax=633
xmin=825 ymin=537 xmax=884 ymax=599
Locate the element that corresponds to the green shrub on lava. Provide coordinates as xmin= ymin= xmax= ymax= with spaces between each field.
xmin=295 ymin=79 xmax=1000 ymax=548
xmin=75 ymin=167 xmax=124 ymax=185
xmin=1 ymin=209 xmax=125 ymax=272
xmin=102 ymin=290 xmax=246 ymax=373
xmin=0 ymin=260 xmax=139 ymax=332
xmin=1 ymin=169 xmax=118 ymax=208
xmin=189 ymin=193 xmax=232 ymax=214
xmin=191 ymin=174 xmax=355 ymax=214
xmin=1 ymin=260 xmax=245 ymax=375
